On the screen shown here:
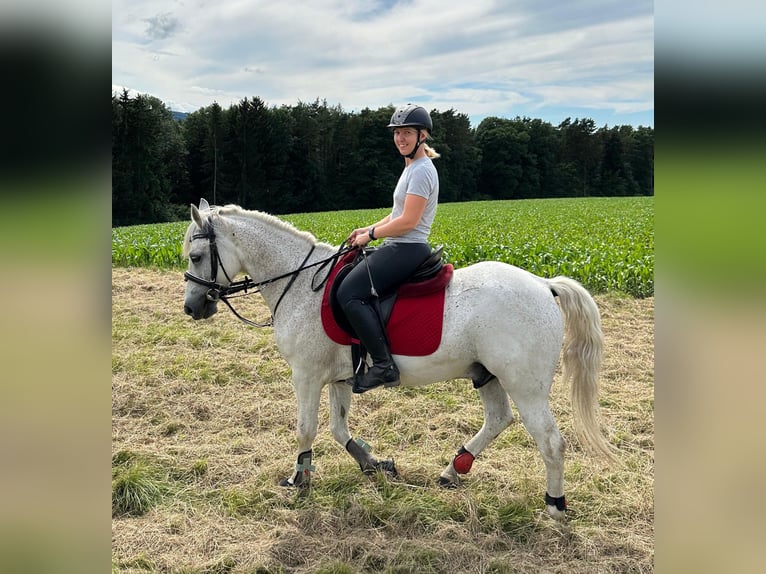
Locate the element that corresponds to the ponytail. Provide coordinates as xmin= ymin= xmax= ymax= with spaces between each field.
xmin=422 ymin=132 xmax=441 ymax=159
xmin=423 ymin=143 xmax=440 ymax=159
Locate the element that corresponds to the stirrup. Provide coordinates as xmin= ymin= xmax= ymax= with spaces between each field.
xmin=352 ymin=364 xmax=400 ymax=394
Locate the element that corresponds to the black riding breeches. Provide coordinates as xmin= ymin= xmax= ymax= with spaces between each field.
xmin=336 ymin=242 xmax=433 ymax=309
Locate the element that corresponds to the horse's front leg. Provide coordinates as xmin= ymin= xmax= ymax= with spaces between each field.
xmin=328 ymin=381 xmax=397 ymax=477
xmin=279 ymin=374 xmax=322 ymax=488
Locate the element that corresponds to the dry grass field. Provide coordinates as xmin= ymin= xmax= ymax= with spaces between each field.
xmin=112 ymin=267 xmax=654 ymax=574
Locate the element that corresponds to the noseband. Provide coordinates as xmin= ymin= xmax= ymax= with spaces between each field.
xmin=184 ymin=224 xmax=351 ymax=327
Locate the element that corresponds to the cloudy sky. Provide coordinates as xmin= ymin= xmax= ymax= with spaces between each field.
xmin=112 ymin=0 xmax=654 ymax=128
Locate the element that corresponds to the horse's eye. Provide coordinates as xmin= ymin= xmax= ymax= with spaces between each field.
xmin=190 ymin=255 xmax=201 ymax=264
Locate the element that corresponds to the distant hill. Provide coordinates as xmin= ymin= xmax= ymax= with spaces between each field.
xmin=171 ymin=110 xmax=189 ymax=122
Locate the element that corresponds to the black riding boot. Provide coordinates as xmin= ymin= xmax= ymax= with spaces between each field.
xmin=342 ymin=299 xmax=400 ymax=394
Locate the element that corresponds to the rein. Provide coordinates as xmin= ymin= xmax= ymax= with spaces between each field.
xmin=184 ymin=225 xmax=354 ymax=327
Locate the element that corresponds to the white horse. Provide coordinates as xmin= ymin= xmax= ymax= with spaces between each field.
xmin=183 ymin=199 xmax=615 ymax=519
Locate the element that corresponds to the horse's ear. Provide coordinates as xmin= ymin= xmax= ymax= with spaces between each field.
xmin=198 ymin=198 xmax=210 ymax=212
xmin=191 ymin=204 xmax=205 ymax=229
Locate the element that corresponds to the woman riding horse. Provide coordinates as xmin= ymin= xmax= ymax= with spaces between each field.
xmin=339 ymin=104 xmax=441 ymax=394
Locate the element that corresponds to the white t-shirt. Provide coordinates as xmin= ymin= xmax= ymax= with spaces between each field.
xmin=387 ymin=156 xmax=439 ymax=244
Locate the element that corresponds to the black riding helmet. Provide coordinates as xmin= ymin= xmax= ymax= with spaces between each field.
xmin=387 ymin=104 xmax=433 ymax=133
xmin=387 ymin=104 xmax=433 ymax=159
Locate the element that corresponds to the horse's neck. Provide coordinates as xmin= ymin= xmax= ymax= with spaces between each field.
xmin=226 ymin=214 xmax=332 ymax=307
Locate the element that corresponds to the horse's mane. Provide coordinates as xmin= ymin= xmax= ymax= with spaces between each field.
xmin=183 ymin=203 xmax=335 ymax=257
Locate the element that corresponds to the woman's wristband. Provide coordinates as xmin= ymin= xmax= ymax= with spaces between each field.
xmin=368 ymin=227 xmax=376 ymax=240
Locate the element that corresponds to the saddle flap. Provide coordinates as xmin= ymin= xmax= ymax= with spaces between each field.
xmin=327 ymin=252 xmax=360 ymax=337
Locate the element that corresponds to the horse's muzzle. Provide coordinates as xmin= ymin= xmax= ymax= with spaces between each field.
xmin=184 ymin=300 xmax=218 ymax=320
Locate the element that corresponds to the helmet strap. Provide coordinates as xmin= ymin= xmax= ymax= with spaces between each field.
xmin=406 ymin=129 xmax=423 ymax=159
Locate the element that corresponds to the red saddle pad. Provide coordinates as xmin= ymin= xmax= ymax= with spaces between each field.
xmin=320 ymin=254 xmax=453 ymax=356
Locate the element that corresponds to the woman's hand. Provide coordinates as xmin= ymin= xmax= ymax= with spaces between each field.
xmin=352 ymin=232 xmax=372 ymax=248
xmin=347 ymin=228 xmax=370 ymax=248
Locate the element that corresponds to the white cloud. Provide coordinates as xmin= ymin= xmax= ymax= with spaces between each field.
xmin=112 ymin=0 xmax=654 ymax=126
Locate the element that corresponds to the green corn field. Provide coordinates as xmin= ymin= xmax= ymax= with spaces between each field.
xmin=112 ymin=196 xmax=653 ymax=297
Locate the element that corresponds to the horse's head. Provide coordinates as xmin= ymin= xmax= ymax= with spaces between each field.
xmin=183 ymin=198 xmax=241 ymax=320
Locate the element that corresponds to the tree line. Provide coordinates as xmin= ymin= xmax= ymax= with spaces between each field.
xmin=112 ymin=89 xmax=653 ymax=226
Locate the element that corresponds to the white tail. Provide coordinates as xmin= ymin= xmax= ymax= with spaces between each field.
xmin=549 ymin=276 xmax=617 ymax=461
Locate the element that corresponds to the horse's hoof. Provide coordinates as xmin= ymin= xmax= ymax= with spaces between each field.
xmin=377 ymin=459 xmax=398 ymax=477
xmin=279 ymin=475 xmax=310 ymax=488
xmin=545 ymin=505 xmax=568 ymax=521
xmin=363 ymin=459 xmax=398 ymax=477
xmin=544 ymin=493 xmax=568 ymax=520
xmin=438 ymin=476 xmax=460 ymax=489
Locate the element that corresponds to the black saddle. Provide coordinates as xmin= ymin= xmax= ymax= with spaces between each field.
xmin=406 ymin=245 xmax=445 ymax=283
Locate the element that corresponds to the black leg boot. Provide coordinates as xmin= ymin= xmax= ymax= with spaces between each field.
xmin=342 ymin=300 xmax=400 ymax=394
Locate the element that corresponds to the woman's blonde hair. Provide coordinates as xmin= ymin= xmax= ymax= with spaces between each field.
xmin=422 ymin=132 xmax=441 ymax=159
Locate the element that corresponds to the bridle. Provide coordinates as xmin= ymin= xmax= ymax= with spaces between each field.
xmin=184 ymin=223 xmax=353 ymax=327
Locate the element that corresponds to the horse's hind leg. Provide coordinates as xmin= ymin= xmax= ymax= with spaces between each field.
xmin=440 ymin=378 xmax=514 ymax=486
xmin=512 ymin=393 xmax=567 ymax=519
